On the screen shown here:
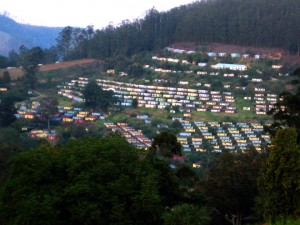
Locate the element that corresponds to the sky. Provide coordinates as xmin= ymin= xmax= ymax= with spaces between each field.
xmin=0 ymin=0 xmax=196 ymax=29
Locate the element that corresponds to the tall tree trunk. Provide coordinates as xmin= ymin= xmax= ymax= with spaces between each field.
xmin=48 ymin=118 xmax=50 ymax=133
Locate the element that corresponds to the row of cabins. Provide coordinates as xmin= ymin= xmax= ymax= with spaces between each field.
xmin=165 ymin=47 xmax=195 ymax=54
xmin=57 ymin=77 xmax=88 ymax=102
xmin=104 ymin=122 xmax=152 ymax=149
xmin=59 ymin=78 xmax=238 ymax=114
xmin=152 ymin=55 xmax=282 ymax=73
xmin=0 ymin=87 xmax=8 ymax=92
xmin=57 ymin=89 xmax=84 ymax=102
xmin=207 ymin=52 xmax=263 ymax=59
xmin=96 ymin=79 xmax=238 ymax=114
xmin=243 ymin=91 xmax=278 ymax=114
xmin=211 ymin=63 xmax=248 ymax=71
xmin=149 ymin=65 xmax=247 ymax=74
xmin=56 ymin=106 xmax=106 ymax=123
xmin=152 ymin=56 xmax=191 ymax=64
xmin=148 ymin=66 xmax=195 ymax=74
xmin=16 ymin=104 xmax=105 ymax=123
xmin=165 ymin=47 xmax=281 ymax=59
xmin=175 ymin=120 xmax=270 ymax=152
xmin=60 ymin=77 xmax=279 ymax=116
xmin=151 ymin=56 xmax=248 ymax=73
xmin=193 ymin=70 xmax=265 ymax=84
xmin=165 ymin=47 xmax=263 ymax=59
xmin=28 ymin=129 xmax=59 ymax=140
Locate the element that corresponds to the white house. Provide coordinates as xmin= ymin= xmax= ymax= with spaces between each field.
xmin=211 ymin=63 xmax=247 ymax=71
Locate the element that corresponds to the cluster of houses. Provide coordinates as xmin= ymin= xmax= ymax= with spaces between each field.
xmin=211 ymin=63 xmax=247 ymax=71
xmin=165 ymin=47 xmax=196 ymax=54
xmin=59 ymin=78 xmax=239 ymax=114
xmin=54 ymin=106 xmax=106 ymax=123
xmin=104 ymin=122 xmax=152 ymax=149
xmin=16 ymin=95 xmax=271 ymax=153
xmin=206 ymin=52 xmax=260 ymax=59
xmin=166 ymin=46 xmax=284 ymax=60
xmin=196 ymin=71 xmax=266 ymax=84
xmin=152 ymin=56 xmax=191 ymax=64
xmin=57 ymin=78 xmax=86 ymax=102
xmin=15 ymin=101 xmax=41 ymax=120
xmin=28 ymin=129 xmax=59 ymax=141
xmin=243 ymin=88 xmax=278 ymax=114
xmin=15 ymin=102 xmax=106 ymax=124
xmin=59 ymin=76 xmax=282 ymax=116
xmin=165 ymin=47 xmax=256 ymax=59
xmin=151 ymin=56 xmax=248 ymax=72
xmin=174 ymin=119 xmax=270 ymax=152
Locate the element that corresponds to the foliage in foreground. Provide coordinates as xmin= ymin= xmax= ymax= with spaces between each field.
xmin=163 ymin=203 xmax=210 ymax=225
xmin=270 ymin=218 xmax=300 ymax=225
xmin=0 ymin=134 xmax=209 ymax=225
xmin=203 ymin=149 xmax=266 ymax=225
xmin=257 ymin=128 xmax=300 ymax=223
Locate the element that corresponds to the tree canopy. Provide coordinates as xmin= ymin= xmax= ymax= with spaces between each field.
xmin=39 ymin=97 xmax=59 ymax=131
xmin=82 ymin=80 xmax=118 ymax=112
xmin=257 ymin=128 xmax=300 ymax=223
xmin=0 ymin=135 xmax=183 ymax=225
xmin=267 ymin=68 xmax=300 ymax=142
xmin=19 ymin=45 xmax=44 ymax=89
xmin=163 ymin=203 xmax=210 ymax=225
xmin=1 ymin=71 xmax=10 ymax=85
xmin=151 ymin=131 xmax=182 ymax=158
xmin=0 ymin=98 xmax=17 ymax=127
xmin=203 ymin=150 xmax=265 ymax=225
xmin=51 ymin=0 xmax=300 ymax=61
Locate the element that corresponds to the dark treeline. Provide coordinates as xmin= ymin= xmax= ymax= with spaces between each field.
xmin=56 ymin=0 xmax=300 ymax=61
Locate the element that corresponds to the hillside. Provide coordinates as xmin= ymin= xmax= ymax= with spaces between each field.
xmin=58 ymin=0 xmax=299 ymax=62
xmin=0 ymin=59 xmax=99 ymax=80
xmin=171 ymin=42 xmax=300 ymax=64
xmin=0 ymin=15 xmax=63 ymax=56
xmin=1 ymin=0 xmax=299 ymax=62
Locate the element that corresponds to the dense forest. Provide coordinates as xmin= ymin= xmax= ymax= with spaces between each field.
xmin=53 ymin=0 xmax=300 ymax=61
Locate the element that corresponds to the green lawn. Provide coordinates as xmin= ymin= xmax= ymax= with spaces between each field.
xmin=191 ymin=110 xmax=271 ymax=123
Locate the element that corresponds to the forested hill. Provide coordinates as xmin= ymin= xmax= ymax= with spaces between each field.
xmin=60 ymin=0 xmax=300 ymax=60
xmin=2 ymin=0 xmax=298 ymax=60
xmin=172 ymin=0 xmax=300 ymax=53
xmin=0 ymin=15 xmax=62 ymax=56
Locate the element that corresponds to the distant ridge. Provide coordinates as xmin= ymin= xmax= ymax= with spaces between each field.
xmin=0 ymin=14 xmax=63 ymax=56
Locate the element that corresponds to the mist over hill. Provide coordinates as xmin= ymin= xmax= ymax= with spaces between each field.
xmin=0 ymin=15 xmax=63 ymax=56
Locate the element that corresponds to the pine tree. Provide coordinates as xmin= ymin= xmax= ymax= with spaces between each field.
xmin=257 ymin=128 xmax=300 ymax=222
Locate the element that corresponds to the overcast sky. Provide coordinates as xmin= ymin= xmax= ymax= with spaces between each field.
xmin=0 ymin=0 xmax=196 ymax=29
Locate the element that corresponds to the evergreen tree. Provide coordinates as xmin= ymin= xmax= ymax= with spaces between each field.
xmin=203 ymin=150 xmax=265 ymax=225
xmin=19 ymin=46 xmax=44 ymax=89
xmin=2 ymin=71 xmax=10 ymax=84
xmin=0 ymin=135 xmax=182 ymax=225
xmin=257 ymin=128 xmax=300 ymax=223
xmin=82 ymin=80 xmax=118 ymax=112
xmin=39 ymin=97 xmax=59 ymax=132
xmin=163 ymin=204 xmax=210 ymax=225
xmin=132 ymin=98 xmax=138 ymax=108
xmin=267 ymin=68 xmax=300 ymax=142
xmin=151 ymin=131 xmax=182 ymax=158
xmin=0 ymin=99 xmax=16 ymax=127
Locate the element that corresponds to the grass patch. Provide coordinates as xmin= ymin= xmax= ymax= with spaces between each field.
xmin=191 ymin=110 xmax=271 ymax=123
